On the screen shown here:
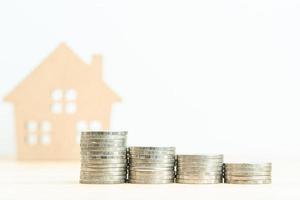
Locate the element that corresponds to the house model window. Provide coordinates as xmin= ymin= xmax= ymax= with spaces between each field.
xmin=40 ymin=121 xmax=52 ymax=145
xmin=26 ymin=121 xmax=38 ymax=145
xmin=25 ymin=121 xmax=52 ymax=145
xmin=51 ymin=89 xmax=77 ymax=114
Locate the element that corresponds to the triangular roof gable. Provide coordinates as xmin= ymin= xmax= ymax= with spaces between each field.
xmin=4 ymin=43 xmax=121 ymax=103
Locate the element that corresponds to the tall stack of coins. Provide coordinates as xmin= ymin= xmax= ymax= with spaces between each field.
xmin=128 ymin=147 xmax=176 ymax=184
xmin=80 ymin=131 xmax=128 ymax=184
xmin=176 ymin=155 xmax=223 ymax=184
xmin=224 ymin=163 xmax=272 ymax=184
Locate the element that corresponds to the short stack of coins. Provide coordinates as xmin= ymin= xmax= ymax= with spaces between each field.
xmin=224 ymin=163 xmax=272 ymax=184
xmin=128 ymin=147 xmax=176 ymax=184
xmin=176 ymin=155 xmax=224 ymax=184
xmin=80 ymin=131 xmax=128 ymax=184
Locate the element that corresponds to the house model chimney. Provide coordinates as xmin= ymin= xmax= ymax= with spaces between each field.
xmin=91 ymin=54 xmax=102 ymax=77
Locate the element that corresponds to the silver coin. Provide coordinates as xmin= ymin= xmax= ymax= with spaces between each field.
xmin=81 ymin=134 xmax=127 ymax=139
xmin=225 ymin=171 xmax=271 ymax=176
xmin=80 ymin=166 xmax=127 ymax=170
xmin=80 ymin=179 xmax=126 ymax=184
xmin=80 ymin=140 xmax=127 ymax=145
xmin=129 ymin=166 xmax=174 ymax=171
xmin=177 ymin=162 xmax=223 ymax=168
xmin=129 ymin=172 xmax=175 ymax=177
xmin=128 ymin=175 xmax=174 ymax=180
xmin=128 ymin=147 xmax=175 ymax=154
xmin=130 ymin=161 xmax=175 ymax=166
xmin=176 ymin=175 xmax=222 ymax=180
xmin=130 ymin=161 xmax=175 ymax=165
xmin=129 ymin=170 xmax=174 ymax=175
xmin=81 ymin=158 xmax=126 ymax=162
xmin=177 ymin=166 xmax=223 ymax=172
xmin=129 ymin=157 xmax=175 ymax=161
xmin=80 ymin=149 xmax=127 ymax=153
xmin=128 ymin=176 xmax=174 ymax=182
xmin=80 ymin=174 xmax=126 ymax=179
xmin=129 ymin=171 xmax=174 ymax=176
xmin=80 ymin=133 xmax=127 ymax=139
xmin=224 ymin=175 xmax=272 ymax=181
xmin=176 ymin=161 xmax=223 ymax=168
xmin=224 ymin=168 xmax=272 ymax=173
xmin=129 ymin=152 xmax=175 ymax=156
xmin=224 ymin=179 xmax=271 ymax=184
xmin=130 ymin=167 xmax=174 ymax=172
xmin=129 ymin=179 xmax=174 ymax=184
xmin=80 ymin=158 xmax=127 ymax=164
xmin=81 ymin=153 xmax=127 ymax=157
xmin=129 ymin=176 xmax=174 ymax=181
xmin=176 ymin=171 xmax=223 ymax=176
xmin=81 ymin=163 xmax=127 ymax=168
xmin=177 ymin=163 xmax=223 ymax=167
xmin=177 ymin=154 xmax=223 ymax=160
xmin=224 ymin=163 xmax=271 ymax=168
xmin=80 ymin=143 xmax=126 ymax=147
xmin=81 ymin=151 xmax=127 ymax=156
xmin=81 ymin=137 xmax=126 ymax=141
xmin=129 ymin=162 xmax=174 ymax=167
xmin=129 ymin=146 xmax=175 ymax=151
xmin=81 ymin=131 xmax=128 ymax=136
xmin=178 ymin=159 xmax=223 ymax=164
xmin=80 ymin=177 xmax=126 ymax=182
xmin=81 ymin=159 xmax=127 ymax=164
xmin=81 ymin=165 xmax=127 ymax=169
xmin=80 ymin=170 xmax=127 ymax=174
xmin=129 ymin=154 xmax=175 ymax=160
xmin=80 ymin=171 xmax=127 ymax=177
xmin=81 ymin=170 xmax=127 ymax=175
xmin=177 ymin=159 xmax=223 ymax=163
xmin=177 ymin=171 xmax=223 ymax=176
xmin=81 ymin=160 xmax=127 ymax=163
xmin=80 ymin=146 xmax=126 ymax=150
xmin=177 ymin=158 xmax=223 ymax=163
xmin=129 ymin=175 xmax=175 ymax=181
xmin=80 ymin=138 xmax=126 ymax=142
xmin=176 ymin=179 xmax=222 ymax=184
xmin=129 ymin=150 xmax=175 ymax=155
xmin=129 ymin=158 xmax=175 ymax=163
xmin=80 ymin=167 xmax=127 ymax=172
xmin=80 ymin=145 xmax=126 ymax=149
xmin=81 ymin=154 xmax=126 ymax=159
xmin=80 ymin=142 xmax=126 ymax=146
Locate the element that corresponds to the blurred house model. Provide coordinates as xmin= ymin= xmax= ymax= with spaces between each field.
xmin=4 ymin=43 xmax=121 ymax=160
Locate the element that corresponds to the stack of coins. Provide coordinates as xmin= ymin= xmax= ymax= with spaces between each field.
xmin=224 ymin=163 xmax=272 ymax=184
xmin=80 ymin=131 xmax=128 ymax=184
xmin=176 ymin=155 xmax=223 ymax=184
xmin=128 ymin=147 xmax=176 ymax=184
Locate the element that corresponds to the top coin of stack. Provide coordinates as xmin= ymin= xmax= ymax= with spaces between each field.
xmin=224 ymin=163 xmax=272 ymax=184
xmin=128 ymin=147 xmax=176 ymax=184
xmin=80 ymin=131 xmax=128 ymax=184
xmin=176 ymin=154 xmax=224 ymax=184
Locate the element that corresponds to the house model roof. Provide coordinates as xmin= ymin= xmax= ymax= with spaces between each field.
xmin=4 ymin=43 xmax=121 ymax=104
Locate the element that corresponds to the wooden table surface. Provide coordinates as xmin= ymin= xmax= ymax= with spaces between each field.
xmin=0 ymin=159 xmax=299 ymax=200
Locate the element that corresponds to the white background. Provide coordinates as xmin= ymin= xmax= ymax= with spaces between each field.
xmin=0 ymin=0 xmax=300 ymax=160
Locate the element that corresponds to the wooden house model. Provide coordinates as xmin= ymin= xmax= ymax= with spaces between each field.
xmin=4 ymin=43 xmax=121 ymax=160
